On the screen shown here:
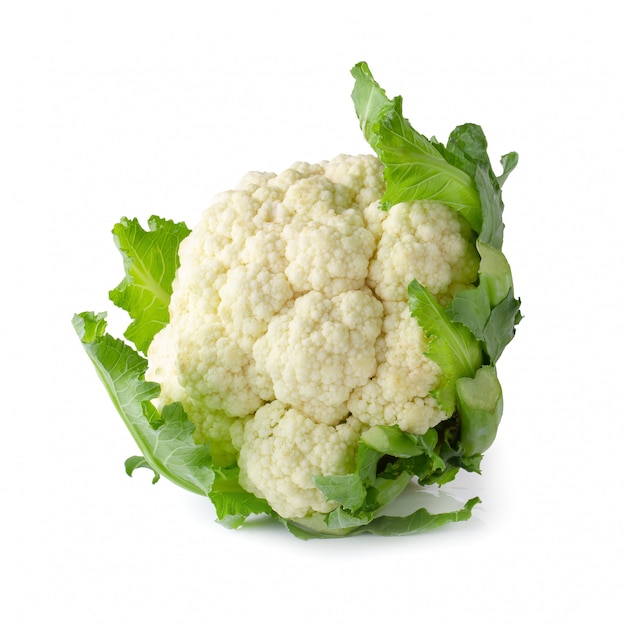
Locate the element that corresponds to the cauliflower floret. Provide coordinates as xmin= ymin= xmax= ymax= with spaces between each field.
xmin=324 ymin=153 xmax=385 ymax=208
xmin=147 ymin=321 xmax=242 ymax=465
xmin=368 ymin=200 xmax=479 ymax=305
xmin=348 ymin=301 xmax=445 ymax=434
xmin=146 ymin=153 xmax=480 ymax=513
xmin=284 ymin=207 xmax=375 ymax=297
xmin=238 ymin=401 xmax=363 ymax=519
xmin=218 ymin=263 xmax=292 ymax=353
xmin=254 ymin=289 xmax=383 ymax=425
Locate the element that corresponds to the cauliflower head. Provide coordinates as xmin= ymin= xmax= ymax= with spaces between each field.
xmin=146 ymin=153 xmax=479 ymax=520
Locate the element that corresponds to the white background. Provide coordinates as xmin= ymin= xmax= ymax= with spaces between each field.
xmin=2 ymin=1 xmax=625 ymax=624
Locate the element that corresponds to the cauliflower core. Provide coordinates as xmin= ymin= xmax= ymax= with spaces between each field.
xmin=147 ymin=154 xmax=479 ymax=519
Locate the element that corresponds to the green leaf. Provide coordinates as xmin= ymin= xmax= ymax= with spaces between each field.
xmin=313 ymin=474 xmax=367 ymax=511
xmin=473 ymin=240 xmax=515 ymax=305
xmin=445 ymin=123 xmax=518 ymax=248
xmin=351 ymin=62 xmax=482 ymax=231
xmin=407 ymin=281 xmax=483 ymax=415
xmin=212 ymin=493 xmax=273 ymax=529
xmin=124 ymin=455 xmax=160 ymax=484
xmin=361 ymin=424 xmax=432 ymax=458
xmin=325 ymin=507 xmax=373 ymax=530
xmin=445 ymin=123 xmax=490 ymax=170
xmin=73 ymin=310 xmax=108 ymax=342
xmin=350 ymin=61 xmax=398 ymax=148
xmin=141 ymin=400 xmax=167 ymax=429
xmin=498 ymin=151 xmax=519 ymax=187
xmin=284 ymin=496 xmax=481 ymax=539
xmin=474 ymin=163 xmax=504 ymax=249
xmin=209 ymin=466 xmax=272 ymax=528
xmin=419 ymin=419 xmax=467 ymax=482
xmin=354 ymin=443 xmax=382 ymax=486
xmin=281 ymin=515 xmax=357 ymax=539
xmin=456 ymin=366 xmax=503 ymax=457
xmin=370 ymin=472 xmax=414 ymax=512
xmin=358 ymin=496 xmax=480 ymax=537
xmin=72 ymin=311 xmax=214 ymax=496
xmin=481 ymin=290 xmax=522 ymax=362
xmin=460 ymin=454 xmax=483 ymax=474
xmin=449 ymin=241 xmax=521 ymax=362
xmin=360 ymin=426 xmax=448 ymax=484
xmin=109 ymin=216 xmax=190 ymax=354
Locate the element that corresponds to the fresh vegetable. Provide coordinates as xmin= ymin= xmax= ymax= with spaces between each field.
xmin=73 ymin=62 xmax=521 ymax=538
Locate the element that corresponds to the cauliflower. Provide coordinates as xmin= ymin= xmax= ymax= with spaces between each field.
xmin=74 ymin=62 xmax=520 ymax=538
xmin=145 ymin=154 xmax=479 ymax=517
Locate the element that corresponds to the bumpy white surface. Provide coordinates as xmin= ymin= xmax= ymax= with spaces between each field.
xmin=238 ymin=401 xmax=363 ymax=519
xmin=146 ymin=154 xmax=479 ymax=519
